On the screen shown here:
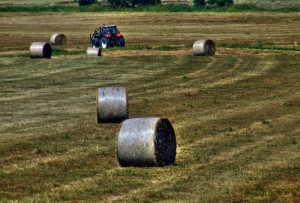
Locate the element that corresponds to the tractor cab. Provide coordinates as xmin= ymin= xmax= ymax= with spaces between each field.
xmin=90 ymin=25 xmax=125 ymax=49
xmin=101 ymin=25 xmax=119 ymax=35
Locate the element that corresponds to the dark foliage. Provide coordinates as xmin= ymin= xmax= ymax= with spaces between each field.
xmin=107 ymin=0 xmax=160 ymax=8
xmin=194 ymin=0 xmax=206 ymax=7
xmin=207 ymin=0 xmax=234 ymax=7
xmin=78 ymin=0 xmax=96 ymax=6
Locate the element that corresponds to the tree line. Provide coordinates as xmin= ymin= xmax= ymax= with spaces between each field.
xmin=77 ymin=0 xmax=234 ymax=8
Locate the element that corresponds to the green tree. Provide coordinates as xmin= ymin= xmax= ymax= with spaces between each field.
xmin=194 ymin=0 xmax=206 ymax=7
xmin=108 ymin=0 xmax=160 ymax=8
xmin=78 ymin=0 xmax=96 ymax=6
xmin=107 ymin=0 xmax=130 ymax=7
xmin=207 ymin=0 xmax=234 ymax=7
xmin=133 ymin=0 xmax=160 ymax=6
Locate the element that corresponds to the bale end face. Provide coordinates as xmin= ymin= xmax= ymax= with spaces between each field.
xmin=154 ymin=118 xmax=176 ymax=166
xmin=193 ymin=39 xmax=216 ymax=56
xmin=117 ymin=117 xmax=176 ymax=167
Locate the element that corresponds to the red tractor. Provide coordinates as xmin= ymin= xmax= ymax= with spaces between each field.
xmin=90 ymin=25 xmax=125 ymax=49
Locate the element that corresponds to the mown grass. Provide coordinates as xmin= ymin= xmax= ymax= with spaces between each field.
xmin=1 ymin=50 xmax=299 ymax=202
xmin=52 ymin=47 xmax=85 ymax=55
xmin=220 ymin=43 xmax=300 ymax=51
xmin=0 ymin=12 xmax=300 ymax=202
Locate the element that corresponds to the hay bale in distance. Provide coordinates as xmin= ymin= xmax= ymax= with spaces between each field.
xmin=29 ymin=42 xmax=52 ymax=59
xmin=50 ymin=33 xmax=67 ymax=45
xmin=293 ymin=41 xmax=298 ymax=50
xmin=193 ymin=39 xmax=216 ymax=56
xmin=87 ymin=47 xmax=101 ymax=57
xmin=117 ymin=117 xmax=176 ymax=167
xmin=97 ymin=87 xmax=128 ymax=123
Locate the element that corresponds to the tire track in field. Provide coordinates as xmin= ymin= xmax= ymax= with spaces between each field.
xmin=103 ymin=48 xmax=284 ymax=58
xmin=205 ymin=93 xmax=299 ymax=123
xmin=1 ymin=147 xmax=114 ymax=174
xmin=175 ymin=105 xmax=300 ymax=167
xmin=173 ymin=92 xmax=300 ymax=136
xmin=0 ymin=92 xmax=94 ymax=136
xmin=130 ymin=53 xmax=276 ymax=99
xmin=201 ymin=62 xmax=274 ymax=89
xmin=1 ymin=66 xmax=87 ymax=83
xmin=172 ymin=56 xmax=264 ymax=91
xmin=0 ymin=49 xmax=282 ymax=103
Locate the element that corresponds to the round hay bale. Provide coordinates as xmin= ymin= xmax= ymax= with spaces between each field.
xmin=50 ymin=33 xmax=67 ymax=45
xmin=193 ymin=39 xmax=216 ymax=56
xmin=117 ymin=117 xmax=176 ymax=167
xmin=87 ymin=47 xmax=101 ymax=57
xmin=97 ymin=87 xmax=128 ymax=123
xmin=29 ymin=42 xmax=52 ymax=59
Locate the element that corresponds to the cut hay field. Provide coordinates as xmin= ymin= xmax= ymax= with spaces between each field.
xmin=0 ymin=12 xmax=300 ymax=202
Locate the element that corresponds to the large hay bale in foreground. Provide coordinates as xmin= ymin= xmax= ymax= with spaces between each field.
xmin=87 ymin=47 xmax=101 ymax=57
xmin=50 ymin=33 xmax=67 ymax=45
xmin=97 ymin=87 xmax=128 ymax=123
xmin=29 ymin=42 xmax=52 ymax=59
xmin=193 ymin=39 xmax=216 ymax=56
xmin=117 ymin=117 xmax=176 ymax=167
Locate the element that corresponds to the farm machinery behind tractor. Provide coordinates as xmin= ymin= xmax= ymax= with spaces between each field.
xmin=90 ymin=25 xmax=125 ymax=49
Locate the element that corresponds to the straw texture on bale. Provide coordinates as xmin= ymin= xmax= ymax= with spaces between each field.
xmin=193 ymin=39 xmax=216 ymax=56
xmin=29 ymin=42 xmax=52 ymax=59
xmin=97 ymin=87 xmax=128 ymax=123
xmin=50 ymin=33 xmax=67 ymax=45
xmin=87 ymin=47 xmax=101 ymax=57
xmin=117 ymin=117 xmax=176 ymax=167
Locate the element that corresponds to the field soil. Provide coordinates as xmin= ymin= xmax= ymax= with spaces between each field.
xmin=0 ymin=12 xmax=299 ymax=202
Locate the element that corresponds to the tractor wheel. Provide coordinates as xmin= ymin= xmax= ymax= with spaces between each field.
xmin=118 ymin=37 xmax=125 ymax=47
xmin=92 ymin=38 xmax=101 ymax=48
xmin=101 ymin=37 xmax=110 ymax=49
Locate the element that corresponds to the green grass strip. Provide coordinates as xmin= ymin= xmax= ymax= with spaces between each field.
xmin=220 ymin=43 xmax=300 ymax=52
